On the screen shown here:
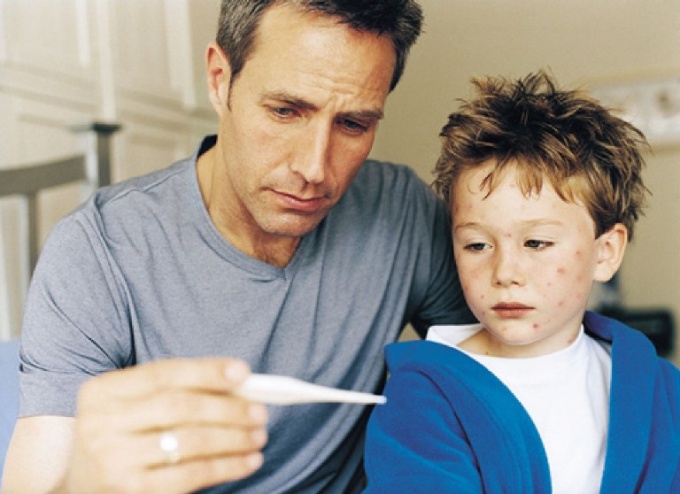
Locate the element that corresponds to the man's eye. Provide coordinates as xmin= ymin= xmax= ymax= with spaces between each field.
xmin=525 ymin=239 xmax=553 ymax=250
xmin=338 ymin=118 xmax=369 ymax=134
xmin=271 ymin=107 xmax=298 ymax=119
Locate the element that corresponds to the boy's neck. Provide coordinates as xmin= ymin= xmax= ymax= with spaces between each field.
xmin=458 ymin=324 xmax=583 ymax=358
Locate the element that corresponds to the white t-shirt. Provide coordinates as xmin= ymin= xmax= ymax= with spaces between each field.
xmin=427 ymin=324 xmax=612 ymax=494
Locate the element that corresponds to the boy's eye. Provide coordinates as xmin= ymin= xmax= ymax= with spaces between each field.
xmin=525 ymin=239 xmax=553 ymax=250
xmin=464 ymin=242 xmax=489 ymax=252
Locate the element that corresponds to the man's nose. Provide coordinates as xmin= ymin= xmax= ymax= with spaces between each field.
xmin=290 ymin=124 xmax=330 ymax=184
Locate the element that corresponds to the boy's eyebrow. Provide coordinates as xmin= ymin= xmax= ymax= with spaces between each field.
xmin=453 ymin=218 xmax=566 ymax=232
xmin=453 ymin=221 xmax=479 ymax=232
xmin=263 ymin=91 xmax=384 ymax=121
xmin=523 ymin=219 xmax=566 ymax=228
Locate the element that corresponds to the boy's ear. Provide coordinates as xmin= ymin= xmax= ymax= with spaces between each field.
xmin=206 ymin=43 xmax=232 ymax=116
xmin=593 ymin=223 xmax=628 ymax=282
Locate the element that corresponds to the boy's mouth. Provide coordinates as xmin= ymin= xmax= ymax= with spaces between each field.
xmin=492 ymin=302 xmax=533 ymax=318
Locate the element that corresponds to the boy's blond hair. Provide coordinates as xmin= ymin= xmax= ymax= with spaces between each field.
xmin=433 ymin=71 xmax=649 ymax=239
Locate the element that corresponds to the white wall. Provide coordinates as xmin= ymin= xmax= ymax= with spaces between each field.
xmin=372 ymin=0 xmax=680 ymax=364
xmin=0 ymin=0 xmax=220 ymax=339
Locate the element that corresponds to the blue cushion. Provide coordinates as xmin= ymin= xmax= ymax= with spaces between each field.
xmin=0 ymin=339 xmax=20 ymax=485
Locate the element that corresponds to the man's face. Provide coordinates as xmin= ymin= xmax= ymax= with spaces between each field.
xmin=208 ymin=4 xmax=395 ymax=243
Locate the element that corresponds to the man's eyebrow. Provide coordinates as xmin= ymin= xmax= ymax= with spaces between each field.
xmin=264 ymin=91 xmax=317 ymax=111
xmin=339 ymin=108 xmax=385 ymax=122
xmin=263 ymin=91 xmax=384 ymax=121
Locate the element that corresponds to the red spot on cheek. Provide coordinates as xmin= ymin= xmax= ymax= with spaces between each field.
xmin=533 ymin=323 xmax=539 ymax=331
xmin=557 ymin=267 xmax=566 ymax=275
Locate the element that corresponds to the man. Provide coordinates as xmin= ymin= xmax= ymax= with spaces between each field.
xmin=3 ymin=1 xmax=471 ymax=493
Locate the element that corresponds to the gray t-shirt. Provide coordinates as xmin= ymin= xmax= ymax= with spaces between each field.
xmin=19 ymin=136 xmax=471 ymax=493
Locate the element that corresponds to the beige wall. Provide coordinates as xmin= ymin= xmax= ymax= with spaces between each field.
xmin=371 ymin=0 xmax=680 ymax=364
xmin=2 ymin=1 xmax=678 ymax=361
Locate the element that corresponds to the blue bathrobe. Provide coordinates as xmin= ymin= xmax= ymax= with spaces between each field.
xmin=364 ymin=312 xmax=680 ymax=493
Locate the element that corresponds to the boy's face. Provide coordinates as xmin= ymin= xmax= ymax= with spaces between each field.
xmin=452 ymin=160 xmax=624 ymax=357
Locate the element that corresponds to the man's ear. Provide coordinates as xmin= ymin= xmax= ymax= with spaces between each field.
xmin=593 ymin=223 xmax=628 ymax=282
xmin=206 ymin=43 xmax=231 ymax=116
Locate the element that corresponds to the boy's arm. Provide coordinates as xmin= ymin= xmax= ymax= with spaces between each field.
xmin=363 ymin=366 xmax=483 ymax=493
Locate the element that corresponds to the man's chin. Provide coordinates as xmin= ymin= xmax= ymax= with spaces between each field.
xmin=265 ymin=215 xmax=326 ymax=239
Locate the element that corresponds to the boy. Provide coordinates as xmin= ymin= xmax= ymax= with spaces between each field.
xmin=364 ymin=72 xmax=680 ymax=493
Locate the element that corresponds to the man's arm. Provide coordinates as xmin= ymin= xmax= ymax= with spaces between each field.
xmin=3 ymin=358 xmax=268 ymax=494
xmin=3 ymin=416 xmax=74 ymax=493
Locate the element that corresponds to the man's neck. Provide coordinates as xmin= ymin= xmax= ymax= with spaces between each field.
xmin=196 ymin=146 xmax=300 ymax=268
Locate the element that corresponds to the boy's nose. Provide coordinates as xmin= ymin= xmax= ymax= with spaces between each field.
xmin=493 ymin=248 xmax=525 ymax=287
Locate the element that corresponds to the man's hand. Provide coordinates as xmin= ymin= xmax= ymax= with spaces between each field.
xmin=64 ymin=358 xmax=268 ymax=493
xmin=6 ymin=358 xmax=268 ymax=494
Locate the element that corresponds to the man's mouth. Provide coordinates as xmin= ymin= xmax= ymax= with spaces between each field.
xmin=274 ymin=191 xmax=327 ymax=213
